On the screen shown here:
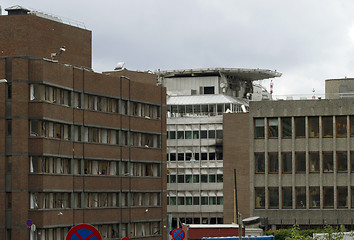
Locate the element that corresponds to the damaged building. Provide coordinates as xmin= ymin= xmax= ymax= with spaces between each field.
xmin=158 ymin=68 xmax=281 ymax=227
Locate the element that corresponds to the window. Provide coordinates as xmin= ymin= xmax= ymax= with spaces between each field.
xmin=268 ymin=153 xmax=278 ymax=173
xmin=177 ymin=131 xmax=184 ymax=139
xmin=337 ymin=152 xmax=347 ymax=172
xmin=309 ymin=152 xmax=319 ymax=172
xmin=200 ymin=130 xmax=207 ymax=139
xmin=308 ymin=117 xmax=319 ymax=137
xmin=208 ymin=175 xmax=216 ymax=183
xmin=323 ymin=152 xmax=334 ymax=172
xmin=324 ymin=187 xmax=334 ymax=208
xmin=295 ymin=152 xmax=306 ymax=172
xmin=209 ymin=196 xmax=216 ymax=205
xmin=177 ymin=175 xmax=184 ymax=183
xmin=186 ymin=197 xmax=193 ymax=205
xmin=351 ymin=116 xmax=354 ymax=136
xmin=204 ymin=86 xmax=214 ymax=94
xmin=282 ymin=187 xmax=292 ymax=208
xmin=169 ymin=197 xmax=176 ymax=205
xmin=337 ymin=187 xmax=348 ymax=208
xmin=282 ymin=152 xmax=292 ymax=173
xmin=193 ymin=197 xmax=199 ymax=205
xmin=336 ymin=116 xmax=347 ymax=137
xmin=193 ymin=175 xmax=199 ymax=183
xmin=178 ymin=197 xmax=184 ymax=205
xmin=310 ymin=187 xmax=320 ymax=208
xmin=295 ymin=117 xmax=305 ymax=137
xmin=268 ymin=118 xmax=278 ymax=138
xmin=323 ymin=116 xmax=333 ymax=137
xmin=201 ymin=153 xmax=207 ymax=160
xmin=351 ymin=187 xmax=354 ymax=207
xmin=201 ymin=175 xmax=208 ymax=183
xmin=169 ymin=131 xmax=176 ymax=139
xmin=217 ymin=174 xmax=223 ymax=183
xmin=255 ymin=118 xmax=265 ymax=138
xmin=281 ymin=117 xmax=292 ymax=138
xmin=170 ymin=153 xmax=176 ymax=161
xmin=185 ymin=175 xmax=192 ymax=183
xmin=201 ymin=197 xmax=208 ymax=205
xmin=255 ymin=153 xmax=265 ymax=173
xmin=295 ymin=187 xmax=306 ymax=208
xmin=178 ymin=153 xmax=184 ymax=161
xmin=169 ymin=175 xmax=176 ymax=183
xmin=193 ymin=131 xmax=199 ymax=139
xmin=185 ymin=131 xmax=192 ymax=139
xmin=216 ymin=130 xmax=223 ymax=139
xmin=208 ymin=130 xmax=215 ymax=139
xmin=217 ymin=197 xmax=223 ymax=205
xmin=269 ymin=187 xmax=279 ymax=208
xmin=255 ymin=188 xmax=265 ymax=209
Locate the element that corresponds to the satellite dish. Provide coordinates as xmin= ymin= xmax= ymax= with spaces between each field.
xmin=115 ymin=62 xmax=125 ymax=70
xmin=242 ymin=216 xmax=260 ymax=226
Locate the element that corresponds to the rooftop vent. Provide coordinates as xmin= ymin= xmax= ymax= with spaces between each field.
xmin=5 ymin=5 xmax=29 ymax=15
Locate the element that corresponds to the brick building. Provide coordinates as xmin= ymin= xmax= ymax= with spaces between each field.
xmin=0 ymin=6 xmax=166 ymax=240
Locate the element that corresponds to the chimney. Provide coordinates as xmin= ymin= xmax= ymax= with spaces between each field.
xmin=5 ymin=5 xmax=30 ymax=15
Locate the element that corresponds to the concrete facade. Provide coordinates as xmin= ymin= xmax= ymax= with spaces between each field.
xmin=248 ymin=98 xmax=354 ymax=228
xmin=0 ymin=7 xmax=166 ymax=240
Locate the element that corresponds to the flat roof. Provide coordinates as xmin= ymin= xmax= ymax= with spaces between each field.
xmin=158 ymin=68 xmax=281 ymax=81
xmin=167 ymin=94 xmax=248 ymax=105
xmin=186 ymin=224 xmax=240 ymax=228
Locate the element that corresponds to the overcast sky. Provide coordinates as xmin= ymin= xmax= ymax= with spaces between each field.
xmin=3 ymin=0 xmax=354 ymax=97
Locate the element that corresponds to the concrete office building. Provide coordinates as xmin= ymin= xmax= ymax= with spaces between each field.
xmin=0 ymin=6 xmax=166 ymax=240
xmin=159 ymin=68 xmax=280 ymax=227
xmin=224 ymin=77 xmax=354 ymax=229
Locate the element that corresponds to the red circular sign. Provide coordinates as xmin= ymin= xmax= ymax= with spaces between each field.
xmin=66 ymin=224 xmax=102 ymax=240
xmin=172 ymin=228 xmax=185 ymax=240
xmin=121 ymin=237 xmax=132 ymax=240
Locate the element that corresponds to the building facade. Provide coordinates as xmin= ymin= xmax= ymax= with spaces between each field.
xmin=224 ymin=77 xmax=354 ymax=230
xmin=0 ymin=6 xmax=166 ymax=240
xmin=159 ymin=68 xmax=280 ymax=227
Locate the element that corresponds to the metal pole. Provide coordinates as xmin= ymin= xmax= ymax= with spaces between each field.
xmin=234 ymin=169 xmax=238 ymax=224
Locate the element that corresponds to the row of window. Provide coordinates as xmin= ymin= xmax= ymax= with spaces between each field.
xmin=30 ymin=192 xmax=161 ymax=209
xmin=167 ymin=129 xmax=223 ymax=140
xmin=168 ymin=196 xmax=223 ymax=205
xmin=255 ymin=151 xmax=354 ymax=173
xmin=29 ymin=120 xmax=161 ymax=148
xmin=255 ymin=186 xmax=354 ymax=209
xmin=167 ymin=152 xmax=223 ymax=161
xmin=168 ymin=103 xmax=244 ymax=117
xmin=30 ymin=221 xmax=161 ymax=240
xmin=30 ymin=84 xmax=161 ymax=119
xmin=29 ymin=156 xmax=161 ymax=177
xmin=254 ymin=116 xmax=354 ymax=139
xmin=168 ymin=174 xmax=223 ymax=183
xmin=172 ymin=217 xmax=223 ymax=227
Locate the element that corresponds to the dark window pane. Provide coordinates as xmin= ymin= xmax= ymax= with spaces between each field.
xmin=185 ymin=131 xmax=192 ymax=139
xmin=170 ymin=153 xmax=176 ymax=161
xmin=201 ymin=175 xmax=208 ymax=183
xmin=201 ymin=153 xmax=207 ymax=160
xmin=177 ymin=175 xmax=184 ymax=183
xmin=282 ymin=152 xmax=292 ymax=173
xmin=193 ymin=131 xmax=199 ymax=139
xmin=295 ymin=117 xmax=305 ymax=137
xmin=323 ymin=152 xmax=334 ymax=172
xmin=338 ymin=187 xmax=348 ymax=208
xmin=282 ymin=187 xmax=292 ymax=208
xmin=178 ymin=153 xmax=184 ymax=161
xmin=255 ymin=188 xmax=265 ymax=208
xmin=208 ymin=130 xmax=215 ymax=138
xmin=309 ymin=152 xmax=320 ymax=172
xmin=177 ymin=131 xmax=184 ymax=139
xmin=255 ymin=118 xmax=265 ymax=138
xmin=169 ymin=131 xmax=176 ymax=139
xmin=269 ymin=188 xmax=279 ymax=208
xmin=323 ymin=116 xmax=333 ymax=137
xmin=296 ymin=187 xmax=306 ymax=208
xmin=309 ymin=117 xmax=319 ymax=137
xmin=310 ymin=187 xmax=320 ymax=208
xmin=200 ymin=130 xmax=207 ymax=139
xmin=296 ymin=152 xmax=306 ymax=172
xmin=268 ymin=153 xmax=278 ymax=173
xmin=337 ymin=152 xmax=347 ymax=172
xmin=336 ymin=116 xmax=347 ymax=137
xmin=255 ymin=153 xmax=265 ymax=173
xmin=216 ymin=130 xmax=223 ymax=139
xmin=324 ymin=187 xmax=334 ymax=208
xmin=282 ymin=117 xmax=292 ymax=138
xmin=268 ymin=118 xmax=278 ymax=138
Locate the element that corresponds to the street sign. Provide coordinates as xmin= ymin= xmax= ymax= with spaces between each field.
xmin=172 ymin=228 xmax=185 ymax=240
xmin=66 ymin=224 xmax=102 ymax=240
xmin=121 ymin=237 xmax=132 ymax=240
xmin=26 ymin=219 xmax=33 ymax=227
